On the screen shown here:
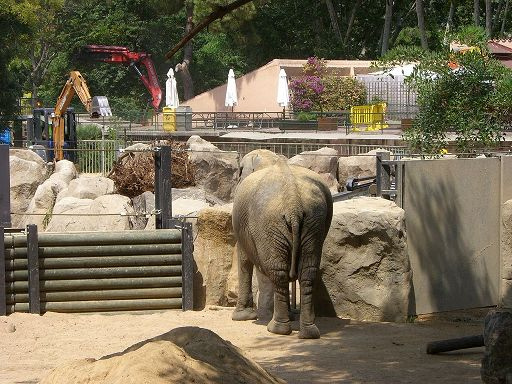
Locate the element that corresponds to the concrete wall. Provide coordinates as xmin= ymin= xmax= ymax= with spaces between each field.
xmin=404 ymin=158 xmax=502 ymax=314
xmin=181 ymin=59 xmax=374 ymax=113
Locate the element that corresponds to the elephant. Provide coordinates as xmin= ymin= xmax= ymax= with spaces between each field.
xmin=231 ymin=160 xmax=333 ymax=339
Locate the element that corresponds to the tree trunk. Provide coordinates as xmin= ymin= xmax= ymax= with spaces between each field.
xmin=443 ymin=0 xmax=455 ymax=44
xmin=416 ymin=0 xmax=428 ymax=49
xmin=485 ymin=0 xmax=492 ymax=37
xmin=494 ymin=0 xmax=504 ymax=34
xmin=381 ymin=0 xmax=393 ymax=55
xmin=344 ymin=0 xmax=361 ymax=46
xmin=175 ymin=4 xmax=195 ymax=100
xmin=501 ymin=0 xmax=510 ymax=36
xmin=325 ymin=0 xmax=342 ymax=42
xmin=474 ymin=0 xmax=480 ymax=26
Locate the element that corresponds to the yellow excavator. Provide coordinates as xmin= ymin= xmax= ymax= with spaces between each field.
xmin=29 ymin=71 xmax=111 ymax=161
xmin=51 ymin=71 xmax=111 ymax=160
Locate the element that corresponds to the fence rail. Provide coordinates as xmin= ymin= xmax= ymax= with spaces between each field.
xmin=1 ymin=226 xmax=194 ymax=315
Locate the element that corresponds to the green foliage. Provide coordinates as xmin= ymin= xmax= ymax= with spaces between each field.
xmin=322 ymin=77 xmax=367 ymax=110
xmin=296 ymin=111 xmax=317 ymax=121
xmin=76 ymin=124 xmax=102 ymax=140
xmin=406 ymin=51 xmax=510 ymax=154
xmin=450 ymin=25 xmax=488 ymax=53
xmin=192 ymin=32 xmax=248 ymax=94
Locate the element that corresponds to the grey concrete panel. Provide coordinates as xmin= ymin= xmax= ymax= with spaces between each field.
xmin=500 ymin=156 xmax=512 ymax=203
xmin=404 ymin=158 xmax=500 ymax=314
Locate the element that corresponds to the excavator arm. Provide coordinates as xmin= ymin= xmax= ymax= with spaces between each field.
xmin=52 ymin=71 xmax=111 ymax=161
xmin=79 ymin=45 xmax=162 ymax=110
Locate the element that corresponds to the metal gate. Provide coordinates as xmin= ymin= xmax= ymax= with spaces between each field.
xmin=1 ymin=225 xmax=193 ymax=315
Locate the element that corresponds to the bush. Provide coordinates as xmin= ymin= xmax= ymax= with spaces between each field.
xmin=76 ymin=124 xmax=102 ymax=140
xmin=406 ymin=50 xmax=510 ymax=154
xmin=290 ymin=56 xmax=367 ymax=112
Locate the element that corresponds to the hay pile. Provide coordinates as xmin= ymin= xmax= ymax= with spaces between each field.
xmin=109 ymin=140 xmax=194 ymax=198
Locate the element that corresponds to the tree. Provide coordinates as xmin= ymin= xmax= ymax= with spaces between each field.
xmin=289 ymin=57 xmax=366 ymax=113
xmin=382 ymin=0 xmax=394 ymax=55
xmin=0 ymin=4 xmax=29 ymax=120
xmin=405 ymin=50 xmax=511 ymax=154
xmin=416 ymin=0 xmax=428 ymax=49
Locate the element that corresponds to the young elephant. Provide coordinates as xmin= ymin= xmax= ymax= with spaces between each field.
xmin=232 ymin=161 xmax=333 ymax=338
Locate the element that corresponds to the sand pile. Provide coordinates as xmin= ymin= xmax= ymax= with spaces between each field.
xmin=40 ymin=326 xmax=285 ymax=384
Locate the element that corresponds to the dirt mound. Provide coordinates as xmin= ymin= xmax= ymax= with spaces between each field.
xmin=40 ymin=326 xmax=284 ymax=384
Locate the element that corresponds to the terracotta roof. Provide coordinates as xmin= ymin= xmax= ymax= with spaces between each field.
xmin=488 ymin=41 xmax=512 ymax=54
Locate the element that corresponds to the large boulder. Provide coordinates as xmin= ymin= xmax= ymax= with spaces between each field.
xmin=21 ymin=160 xmax=78 ymax=229
xmin=40 ymin=327 xmax=284 ymax=384
xmin=187 ymin=136 xmax=239 ymax=202
xmin=56 ymin=175 xmax=115 ymax=202
xmin=337 ymin=148 xmax=391 ymax=190
xmin=9 ymin=149 xmax=49 ymax=227
xmin=45 ymin=194 xmax=134 ymax=232
xmin=239 ymin=149 xmax=284 ymax=182
xmin=289 ymin=147 xmax=339 ymax=192
xmin=141 ymin=188 xmax=218 ymax=230
xmin=193 ymin=204 xmax=236 ymax=309
xmin=481 ymin=310 xmax=512 ymax=384
xmin=315 ymin=197 xmax=411 ymax=322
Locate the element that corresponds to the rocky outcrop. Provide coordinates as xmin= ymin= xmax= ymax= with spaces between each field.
xmin=56 ymin=174 xmax=115 ymax=202
xmin=141 ymin=188 xmax=218 ymax=230
xmin=40 ymin=327 xmax=284 ymax=384
xmin=337 ymin=148 xmax=391 ymax=190
xmin=9 ymin=149 xmax=49 ymax=227
xmin=481 ymin=309 xmax=512 ymax=384
xmin=289 ymin=146 xmax=339 ymax=192
xmin=21 ymin=160 xmax=77 ymax=229
xmin=45 ymin=194 xmax=134 ymax=232
xmin=187 ymin=135 xmax=239 ymax=202
xmin=193 ymin=204 xmax=236 ymax=309
xmin=315 ymin=197 xmax=411 ymax=322
xmin=239 ymin=149 xmax=284 ymax=182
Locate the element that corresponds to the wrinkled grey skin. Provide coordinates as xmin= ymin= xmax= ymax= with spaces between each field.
xmin=232 ymin=161 xmax=333 ymax=339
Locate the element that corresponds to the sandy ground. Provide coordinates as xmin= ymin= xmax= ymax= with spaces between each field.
xmin=1 ymin=308 xmax=486 ymax=384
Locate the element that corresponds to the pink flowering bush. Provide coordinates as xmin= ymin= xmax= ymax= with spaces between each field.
xmin=290 ymin=56 xmax=367 ymax=113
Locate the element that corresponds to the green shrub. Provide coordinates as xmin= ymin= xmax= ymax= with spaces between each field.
xmin=76 ymin=124 xmax=102 ymax=140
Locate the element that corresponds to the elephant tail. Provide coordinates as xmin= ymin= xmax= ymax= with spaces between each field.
xmin=289 ymin=215 xmax=301 ymax=281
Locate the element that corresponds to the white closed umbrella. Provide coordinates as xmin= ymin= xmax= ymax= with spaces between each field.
xmin=277 ymin=68 xmax=290 ymax=117
xmin=225 ymin=68 xmax=238 ymax=111
xmin=165 ymin=68 xmax=179 ymax=108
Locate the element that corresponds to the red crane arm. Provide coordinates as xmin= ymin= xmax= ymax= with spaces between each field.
xmin=81 ymin=45 xmax=162 ymax=110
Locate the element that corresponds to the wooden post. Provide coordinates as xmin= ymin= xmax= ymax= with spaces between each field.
xmin=27 ymin=224 xmax=41 ymax=314
xmin=0 ymin=144 xmax=11 ymax=228
xmin=0 ymin=227 xmax=6 ymax=315
xmin=181 ymin=222 xmax=194 ymax=311
xmin=155 ymin=146 xmax=172 ymax=229
xmin=376 ymin=151 xmax=391 ymax=199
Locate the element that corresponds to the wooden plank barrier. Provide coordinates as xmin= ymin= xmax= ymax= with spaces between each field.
xmin=2 ymin=227 xmax=193 ymax=314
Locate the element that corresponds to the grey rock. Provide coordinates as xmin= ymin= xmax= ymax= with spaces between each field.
xmin=186 ymin=135 xmax=239 ymax=202
xmin=481 ymin=309 xmax=512 ymax=383
xmin=315 ymin=196 xmax=411 ymax=322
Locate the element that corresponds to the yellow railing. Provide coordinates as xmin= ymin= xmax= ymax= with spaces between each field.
xmin=350 ymin=103 xmax=388 ymax=131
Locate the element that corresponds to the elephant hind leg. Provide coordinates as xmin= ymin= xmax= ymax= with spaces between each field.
xmin=267 ymin=282 xmax=292 ymax=335
xmin=232 ymin=245 xmax=257 ymax=321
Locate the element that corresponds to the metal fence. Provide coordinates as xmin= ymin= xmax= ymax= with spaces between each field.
xmin=75 ymin=139 xmax=119 ymax=174
xmin=71 ymin=139 xmax=410 ymax=175
xmin=359 ymin=80 xmax=418 ymax=120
